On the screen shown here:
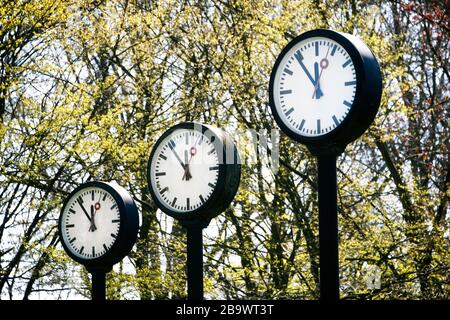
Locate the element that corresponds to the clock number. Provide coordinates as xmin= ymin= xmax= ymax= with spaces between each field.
xmin=315 ymin=41 xmax=319 ymax=56
xmin=156 ymin=172 xmax=166 ymax=176
xmin=280 ymin=90 xmax=292 ymax=95
xmin=317 ymin=119 xmax=321 ymax=134
xmin=345 ymin=81 xmax=356 ymax=86
xmin=159 ymin=154 xmax=167 ymax=160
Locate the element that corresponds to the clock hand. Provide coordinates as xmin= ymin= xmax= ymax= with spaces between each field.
xmin=312 ymin=46 xmax=330 ymax=99
xmin=170 ymin=147 xmax=187 ymax=170
xmin=89 ymin=205 xmax=97 ymax=232
xmin=296 ymin=55 xmax=316 ymax=86
xmin=183 ymin=135 xmax=201 ymax=181
xmin=182 ymin=149 xmax=193 ymax=181
xmin=77 ymin=198 xmax=92 ymax=223
xmin=313 ymin=62 xmax=324 ymax=99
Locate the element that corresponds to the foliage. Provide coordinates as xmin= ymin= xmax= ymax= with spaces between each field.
xmin=0 ymin=0 xmax=448 ymax=299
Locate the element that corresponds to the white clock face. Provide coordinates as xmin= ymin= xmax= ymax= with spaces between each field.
xmin=149 ymin=128 xmax=220 ymax=213
xmin=61 ymin=187 xmax=120 ymax=260
xmin=272 ymin=36 xmax=357 ymax=137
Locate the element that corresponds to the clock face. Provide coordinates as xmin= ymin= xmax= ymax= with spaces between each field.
xmin=60 ymin=187 xmax=121 ymax=260
xmin=149 ymin=127 xmax=220 ymax=214
xmin=272 ymin=36 xmax=357 ymax=138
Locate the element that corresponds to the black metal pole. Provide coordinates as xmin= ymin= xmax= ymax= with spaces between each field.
xmin=90 ymin=269 xmax=106 ymax=300
xmin=185 ymin=222 xmax=204 ymax=300
xmin=317 ymin=154 xmax=339 ymax=301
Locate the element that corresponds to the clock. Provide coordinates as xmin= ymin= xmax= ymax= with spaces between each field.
xmin=147 ymin=122 xmax=241 ymax=222
xmin=59 ymin=181 xmax=139 ymax=269
xmin=269 ymin=29 xmax=382 ymax=153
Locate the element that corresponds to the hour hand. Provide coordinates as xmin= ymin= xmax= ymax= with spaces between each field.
xmin=313 ymin=62 xmax=324 ymax=99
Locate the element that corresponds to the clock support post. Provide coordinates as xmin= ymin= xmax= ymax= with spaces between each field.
xmin=87 ymin=266 xmax=111 ymax=300
xmin=317 ymin=153 xmax=339 ymax=300
xmin=180 ymin=219 xmax=210 ymax=300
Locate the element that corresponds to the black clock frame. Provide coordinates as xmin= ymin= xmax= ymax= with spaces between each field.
xmin=58 ymin=181 xmax=139 ymax=270
xmin=269 ymin=29 xmax=382 ymax=153
xmin=147 ymin=122 xmax=241 ymax=222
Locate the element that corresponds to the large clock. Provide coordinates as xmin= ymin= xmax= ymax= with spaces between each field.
xmin=147 ymin=122 xmax=241 ymax=221
xmin=59 ymin=181 xmax=139 ymax=269
xmin=269 ymin=29 xmax=382 ymax=153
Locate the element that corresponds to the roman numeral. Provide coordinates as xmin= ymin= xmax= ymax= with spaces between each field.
xmin=156 ymin=172 xmax=166 ymax=176
xmin=345 ymin=80 xmax=356 ymax=86
xmin=280 ymin=90 xmax=292 ymax=95
xmin=283 ymin=68 xmax=293 ymax=75
xmin=342 ymin=59 xmax=351 ymax=68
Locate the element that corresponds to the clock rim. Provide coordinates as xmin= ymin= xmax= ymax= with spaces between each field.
xmin=269 ymin=28 xmax=380 ymax=147
xmin=58 ymin=181 xmax=139 ymax=268
xmin=147 ymin=122 xmax=240 ymax=221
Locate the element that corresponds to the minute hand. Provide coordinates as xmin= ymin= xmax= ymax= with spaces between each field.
xmin=295 ymin=51 xmax=316 ymax=85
